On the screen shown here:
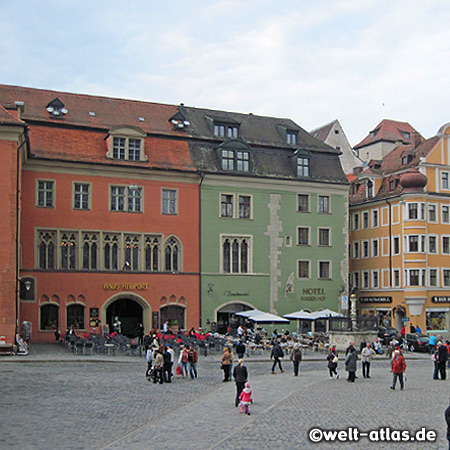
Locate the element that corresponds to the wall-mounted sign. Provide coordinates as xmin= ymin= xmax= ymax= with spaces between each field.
xmin=301 ymin=288 xmax=326 ymax=301
xmin=432 ymin=296 xmax=450 ymax=303
xmin=360 ymin=296 xmax=393 ymax=303
xmin=103 ymin=283 xmax=148 ymax=291
xmin=152 ymin=311 xmax=159 ymax=330
xmin=223 ymin=290 xmax=249 ymax=297
xmin=90 ymin=307 xmax=99 ymax=319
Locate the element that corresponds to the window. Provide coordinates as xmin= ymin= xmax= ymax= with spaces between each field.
xmin=298 ymin=227 xmax=310 ymax=246
xmin=353 ymin=241 xmax=359 ymax=259
xmin=162 ymin=189 xmax=177 ymax=215
xmin=103 ymin=234 xmax=119 ymax=270
xmin=426 ymin=310 xmax=448 ymax=332
xmin=110 ymin=186 xmax=143 ymax=213
xmin=38 ymin=231 xmax=56 ymax=270
xmin=443 ymin=205 xmax=450 ymax=223
xmin=222 ymin=236 xmax=251 ymax=274
xmin=286 ymin=131 xmax=297 ymax=145
xmin=318 ymin=228 xmax=330 ymax=246
xmin=236 ymin=151 xmax=249 ymax=171
xmin=443 ymin=236 xmax=450 ymax=254
xmin=60 ymin=232 xmax=77 ymax=270
xmin=165 ymin=237 xmax=181 ymax=272
xmin=221 ymin=194 xmax=234 ymax=218
xmin=405 ymin=269 xmax=425 ymax=286
xmin=297 ymin=157 xmax=309 ymax=177
xmin=222 ymin=150 xmax=234 ymax=170
xmin=407 ymin=202 xmax=425 ymax=220
xmin=82 ymin=233 xmax=98 ymax=270
xmin=40 ymin=304 xmax=59 ymax=330
xmin=372 ymin=239 xmax=379 ymax=257
xmin=67 ymin=304 xmax=85 ymax=329
xmin=123 ymin=235 xmax=140 ymax=271
xmin=393 ymin=237 xmax=400 ymax=255
xmin=362 ymin=211 xmax=369 ymax=229
xmin=145 ymin=235 xmax=161 ymax=271
xmin=428 ymin=236 xmax=437 ymax=254
xmin=318 ymin=196 xmax=330 ymax=213
xmin=318 ymin=261 xmax=331 ymax=280
xmin=442 ymin=172 xmax=449 ymax=190
xmin=238 ymin=195 xmax=251 ymax=219
xmin=353 ymin=272 xmax=360 ymax=288
xmin=221 ymin=150 xmax=250 ymax=172
xmin=444 ymin=270 xmax=450 ymax=287
xmin=407 ymin=235 xmax=419 ymax=252
xmin=298 ymin=194 xmax=309 ymax=212
xmin=37 ymin=180 xmax=54 ymax=208
xmin=372 ymin=270 xmax=379 ymax=288
xmin=214 ymin=123 xmax=239 ymax=138
xmin=389 ymin=180 xmax=396 ymax=191
xmin=367 ymin=180 xmax=374 ymax=198
xmin=362 ymin=271 xmax=369 ymax=288
xmin=430 ymin=269 xmax=438 ymax=287
xmin=429 ymin=204 xmax=437 ymax=222
xmin=372 ymin=210 xmax=379 ymax=228
xmin=353 ymin=213 xmax=360 ymax=230
xmin=73 ymin=183 xmax=90 ymax=210
xmin=298 ymin=260 xmax=310 ymax=279
xmin=393 ymin=269 xmax=400 ymax=288
xmin=111 ymin=136 xmax=143 ymax=161
xmin=362 ymin=240 xmax=369 ymax=258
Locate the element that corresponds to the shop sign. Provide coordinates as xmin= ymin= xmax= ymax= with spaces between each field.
xmin=301 ymin=288 xmax=326 ymax=301
xmin=224 ymin=290 xmax=249 ymax=297
xmin=103 ymin=283 xmax=149 ymax=291
xmin=432 ymin=296 xmax=450 ymax=303
xmin=359 ymin=296 xmax=393 ymax=303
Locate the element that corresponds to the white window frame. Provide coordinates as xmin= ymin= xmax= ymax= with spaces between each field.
xmin=442 ymin=205 xmax=450 ymax=224
xmin=428 ymin=203 xmax=438 ymax=223
xmin=362 ymin=270 xmax=369 ymax=289
xmin=406 ymin=202 xmax=425 ymax=221
xmin=353 ymin=241 xmax=359 ymax=259
xmin=220 ymin=193 xmax=234 ymax=218
xmin=361 ymin=239 xmax=369 ymax=259
xmin=220 ymin=234 xmax=253 ymax=274
xmin=429 ymin=268 xmax=439 ymax=287
xmin=441 ymin=171 xmax=450 ymax=191
xmin=238 ymin=194 xmax=253 ymax=219
xmin=371 ymin=208 xmax=379 ymax=228
xmin=428 ymin=235 xmax=438 ymax=254
xmin=110 ymin=185 xmax=144 ymax=213
xmin=393 ymin=268 xmax=401 ymax=288
xmin=371 ymin=238 xmax=379 ymax=258
xmin=442 ymin=235 xmax=450 ymax=255
xmin=362 ymin=211 xmax=369 ymax=229
xmin=443 ymin=268 xmax=450 ymax=287
xmin=353 ymin=271 xmax=360 ymax=289
xmin=405 ymin=268 xmax=426 ymax=286
xmin=392 ymin=236 xmax=401 ymax=255
xmin=405 ymin=234 xmax=425 ymax=253
xmin=297 ymin=194 xmax=310 ymax=213
xmin=318 ymin=195 xmax=331 ymax=214
xmin=353 ymin=212 xmax=360 ymax=230
xmin=371 ymin=269 xmax=380 ymax=289
xmin=106 ymin=127 xmax=147 ymax=162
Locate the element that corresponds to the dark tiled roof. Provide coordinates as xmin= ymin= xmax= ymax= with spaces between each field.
xmin=354 ymin=119 xmax=420 ymax=149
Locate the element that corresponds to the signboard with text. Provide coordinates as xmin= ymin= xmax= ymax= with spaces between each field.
xmin=359 ymin=296 xmax=393 ymax=304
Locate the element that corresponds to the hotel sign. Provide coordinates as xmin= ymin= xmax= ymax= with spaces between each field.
xmin=103 ymin=283 xmax=149 ymax=291
xmin=359 ymin=296 xmax=392 ymax=304
xmin=301 ymin=288 xmax=326 ymax=301
xmin=432 ymin=296 xmax=450 ymax=303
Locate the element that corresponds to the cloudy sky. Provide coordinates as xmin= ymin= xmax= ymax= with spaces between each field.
xmin=1 ymin=0 xmax=450 ymax=145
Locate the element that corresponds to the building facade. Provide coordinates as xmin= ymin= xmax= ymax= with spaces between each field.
xmin=350 ymin=121 xmax=450 ymax=335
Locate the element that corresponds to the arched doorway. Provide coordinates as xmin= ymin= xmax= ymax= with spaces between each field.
xmin=216 ymin=302 xmax=254 ymax=335
xmin=106 ymin=298 xmax=143 ymax=337
xmin=160 ymin=305 xmax=185 ymax=330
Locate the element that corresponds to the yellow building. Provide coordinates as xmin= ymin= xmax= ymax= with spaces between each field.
xmin=350 ymin=122 xmax=450 ymax=336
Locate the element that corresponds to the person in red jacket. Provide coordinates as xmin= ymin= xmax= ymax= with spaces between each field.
xmin=390 ymin=350 xmax=406 ymax=390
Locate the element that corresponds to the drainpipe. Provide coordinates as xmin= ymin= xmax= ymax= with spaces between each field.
xmin=198 ymin=172 xmax=205 ymax=329
xmin=386 ymin=198 xmax=392 ymax=287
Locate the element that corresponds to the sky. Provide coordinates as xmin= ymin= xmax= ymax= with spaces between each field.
xmin=1 ymin=0 xmax=450 ymax=146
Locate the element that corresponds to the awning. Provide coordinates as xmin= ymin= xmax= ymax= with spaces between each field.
xmin=309 ymin=309 xmax=344 ymax=319
xmin=283 ymin=310 xmax=314 ymax=320
xmin=235 ymin=309 xmax=290 ymax=324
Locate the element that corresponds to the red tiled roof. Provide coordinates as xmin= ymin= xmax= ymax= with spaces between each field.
xmin=354 ymin=119 xmax=419 ymax=149
xmin=310 ymin=120 xmax=335 ymax=142
xmin=0 ymin=104 xmax=24 ymax=126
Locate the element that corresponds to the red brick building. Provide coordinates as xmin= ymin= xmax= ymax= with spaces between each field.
xmin=0 ymin=85 xmax=200 ymax=343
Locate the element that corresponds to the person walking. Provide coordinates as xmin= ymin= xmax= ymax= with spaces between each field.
xmin=327 ymin=345 xmax=339 ymax=379
xmin=188 ymin=345 xmax=198 ymax=379
xmin=390 ymin=349 xmax=406 ymax=390
xmin=429 ymin=334 xmax=437 ymax=354
xmin=145 ymin=344 xmax=153 ymax=378
xmin=178 ymin=345 xmax=189 ymax=377
xmin=136 ymin=323 xmax=144 ymax=349
xmin=236 ymin=340 xmax=246 ymax=359
xmin=153 ymin=349 xmax=164 ymax=384
xmin=163 ymin=346 xmax=173 ymax=383
xmin=433 ymin=344 xmax=441 ymax=380
xmin=270 ymin=340 xmax=285 ymax=374
xmin=345 ymin=343 xmax=357 ymax=382
xmin=221 ymin=346 xmax=233 ymax=382
xmin=290 ymin=343 xmax=302 ymax=376
xmin=233 ymin=359 xmax=248 ymax=407
xmin=439 ymin=340 xmax=448 ymax=380
xmin=239 ymin=382 xmax=253 ymax=415
xmin=361 ymin=342 xmax=375 ymax=378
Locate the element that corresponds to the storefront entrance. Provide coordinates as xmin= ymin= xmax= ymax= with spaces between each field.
xmin=216 ymin=302 xmax=254 ymax=335
xmin=106 ymin=298 xmax=143 ymax=337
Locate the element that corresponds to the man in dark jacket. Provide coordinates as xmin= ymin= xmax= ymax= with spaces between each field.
xmin=271 ymin=340 xmax=284 ymax=374
xmin=233 ymin=359 xmax=248 ymax=407
xmin=439 ymin=341 xmax=449 ymax=380
xmin=236 ymin=340 xmax=246 ymax=359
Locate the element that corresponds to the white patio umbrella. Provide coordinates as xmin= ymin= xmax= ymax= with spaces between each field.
xmin=283 ymin=310 xmax=314 ymax=320
xmin=236 ymin=309 xmax=290 ymax=324
xmin=309 ymin=309 xmax=344 ymax=319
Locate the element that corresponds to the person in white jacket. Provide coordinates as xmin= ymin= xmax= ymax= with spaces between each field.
xmin=361 ymin=342 xmax=375 ymax=378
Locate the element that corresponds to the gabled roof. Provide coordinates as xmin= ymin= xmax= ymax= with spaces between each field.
xmin=0 ymin=104 xmax=24 ymax=126
xmin=310 ymin=120 xmax=336 ymax=142
xmin=354 ymin=119 xmax=420 ymax=149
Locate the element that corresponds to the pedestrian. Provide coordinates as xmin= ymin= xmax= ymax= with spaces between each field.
xmin=188 ymin=344 xmax=198 ymax=379
xmin=239 ymin=382 xmax=253 ymax=415
xmin=178 ymin=345 xmax=189 ymax=377
xmin=270 ymin=340 xmax=285 ymax=374
xmin=136 ymin=323 xmax=144 ymax=348
xmin=163 ymin=346 xmax=172 ymax=383
xmin=429 ymin=334 xmax=437 ymax=354
xmin=415 ymin=325 xmax=422 ymax=334
xmin=327 ymin=345 xmax=339 ymax=379
xmin=390 ymin=349 xmax=406 ymax=390
xmin=433 ymin=344 xmax=441 ymax=380
xmin=345 ymin=343 xmax=357 ymax=382
xmin=236 ymin=340 xmax=246 ymax=359
xmin=400 ymin=325 xmax=405 ymax=338
xmin=153 ymin=349 xmax=164 ymax=384
xmin=233 ymin=359 xmax=248 ymax=407
xmin=386 ymin=341 xmax=394 ymax=360
xmin=373 ymin=338 xmax=382 ymax=355
xmin=439 ymin=341 xmax=448 ymax=380
xmin=359 ymin=339 xmax=366 ymax=352
xmin=221 ymin=346 xmax=233 ymax=381
xmin=445 ymin=396 xmax=450 ymax=450
xmin=410 ymin=323 xmax=416 ymax=333
xmin=290 ymin=343 xmax=302 ymax=376
xmin=143 ymin=332 xmax=151 ymax=349
xmin=361 ymin=342 xmax=375 ymax=378
xmin=145 ymin=344 xmax=153 ymax=378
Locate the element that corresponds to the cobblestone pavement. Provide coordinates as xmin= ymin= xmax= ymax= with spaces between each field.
xmin=0 ymin=344 xmax=446 ymax=450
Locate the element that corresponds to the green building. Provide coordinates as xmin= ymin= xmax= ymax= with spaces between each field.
xmin=179 ymin=105 xmax=349 ymax=333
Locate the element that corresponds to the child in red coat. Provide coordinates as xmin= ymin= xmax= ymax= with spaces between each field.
xmin=239 ymin=381 xmax=253 ymax=415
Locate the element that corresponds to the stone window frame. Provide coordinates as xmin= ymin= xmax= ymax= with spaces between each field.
xmin=220 ymin=234 xmax=252 ymax=274
xmin=297 ymin=260 xmax=311 ymax=279
xmin=106 ymin=126 xmax=148 ymax=162
xmin=317 ymin=227 xmax=331 ymax=247
xmin=109 ymin=184 xmax=144 ymax=213
xmin=161 ymin=188 xmax=178 ymax=215
xmin=36 ymin=179 xmax=55 ymax=208
xmin=73 ymin=181 xmax=92 ymax=210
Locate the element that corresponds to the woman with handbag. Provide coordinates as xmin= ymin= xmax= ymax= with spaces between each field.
xmin=327 ymin=345 xmax=339 ymax=379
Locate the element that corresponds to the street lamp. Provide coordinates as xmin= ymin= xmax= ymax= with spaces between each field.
xmin=350 ymin=287 xmax=358 ymax=330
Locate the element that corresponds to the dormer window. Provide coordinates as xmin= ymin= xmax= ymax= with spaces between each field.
xmin=401 ymin=131 xmax=410 ymax=139
xmin=297 ymin=157 xmax=309 ymax=177
xmin=106 ymin=126 xmax=147 ymax=162
xmin=367 ymin=180 xmax=374 ymax=198
xmin=370 ymin=128 xmax=379 ymax=138
xmin=286 ymin=131 xmax=297 ymax=145
xmin=214 ymin=123 xmax=239 ymax=139
xmin=46 ymin=98 xmax=68 ymax=117
xmin=218 ymin=140 xmax=251 ymax=172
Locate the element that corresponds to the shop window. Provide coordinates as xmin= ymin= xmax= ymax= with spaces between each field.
xmin=40 ymin=304 xmax=59 ymax=330
xmin=426 ymin=310 xmax=448 ymax=332
xmin=67 ymin=304 xmax=85 ymax=329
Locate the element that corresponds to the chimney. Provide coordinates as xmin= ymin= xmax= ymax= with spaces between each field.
xmin=411 ymin=131 xmax=422 ymax=151
xmin=353 ymin=166 xmax=363 ymax=175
